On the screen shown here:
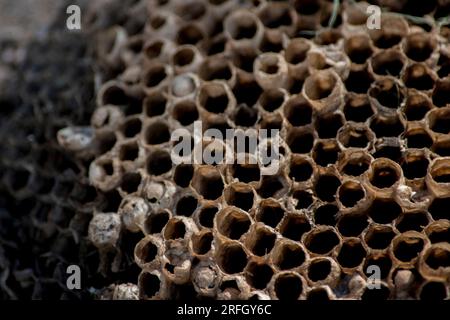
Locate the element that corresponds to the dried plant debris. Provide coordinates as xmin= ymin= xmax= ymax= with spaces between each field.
xmin=1 ymin=0 xmax=450 ymax=300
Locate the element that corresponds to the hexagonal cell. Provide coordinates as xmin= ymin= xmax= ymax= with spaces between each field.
xmin=314 ymin=173 xmax=341 ymax=202
xmin=340 ymin=151 xmax=372 ymax=177
xmin=273 ymin=272 xmax=304 ymax=300
xmin=135 ymin=237 xmax=159 ymax=265
xmin=163 ymin=218 xmax=186 ymax=240
xmin=143 ymin=63 xmax=168 ymax=89
xmin=224 ymin=10 xmax=260 ymax=41
xmin=199 ymin=57 xmax=232 ymax=82
xmin=259 ymin=88 xmax=286 ymax=112
xmin=307 ymin=258 xmax=333 ymax=282
xmin=192 ymin=166 xmax=224 ymax=200
xmin=197 ymin=205 xmax=218 ymax=229
xmin=173 ymin=164 xmax=194 ymax=187
xmin=396 ymin=211 xmax=429 ymax=233
xmin=198 ymin=81 xmax=232 ymax=114
xmin=176 ymin=24 xmax=204 ymax=45
xmin=280 ymin=213 xmax=311 ymax=241
xmin=258 ymin=3 xmax=295 ymax=29
xmin=404 ymin=128 xmax=433 ymax=149
xmin=432 ymin=79 xmax=450 ymax=107
xmin=364 ymin=225 xmax=396 ymax=250
xmin=286 ymin=128 xmax=315 ymax=154
xmin=172 ymin=100 xmax=199 ymax=125
xmin=403 ymin=63 xmax=435 ymax=90
xmin=367 ymin=198 xmax=402 ymax=224
xmin=432 ymin=139 xmax=450 ymax=157
xmin=369 ymin=15 xmax=408 ymax=49
xmin=285 ymin=38 xmax=310 ymax=64
xmin=422 ymin=244 xmax=450 ymax=271
xmin=428 ymin=108 xmax=450 ymax=134
xmin=292 ymin=189 xmax=314 ymax=210
xmin=231 ymin=46 xmax=258 ymax=73
xmin=429 ymin=158 xmax=450 ymax=184
xmin=256 ymin=200 xmax=285 ymax=228
xmin=426 ymin=222 xmax=450 ymax=244
xmin=371 ymin=49 xmax=405 ymax=77
xmin=146 ymin=149 xmax=172 ymax=175
xmin=314 ymin=203 xmax=338 ymax=226
xmin=175 ymin=194 xmax=198 ymax=217
xmin=145 ymin=210 xmax=170 ymax=234
xmin=428 ymin=197 xmax=450 ymax=220
xmin=145 ymin=121 xmax=171 ymax=145
xmin=401 ymin=151 xmax=429 ymax=180
xmin=312 ymin=140 xmax=341 ymax=167
xmin=216 ymin=242 xmax=248 ymax=274
xmin=139 ymin=272 xmax=161 ymax=299
xmin=337 ymin=213 xmax=368 ymax=237
xmin=369 ymin=78 xmax=404 ymax=110
xmin=314 ymin=113 xmax=344 ymax=139
xmin=419 ymin=281 xmax=448 ymax=300
xmin=304 ymin=228 xmax=340 ymax=255
xmin=345 ymin=66 xmax=374 ymax=94
xmin=120 ymin=172 xmax=142 ymax=194
xmin=258 ymin=175 xmax=288 ymax=199
xmin=244 ymin=261 xmax=274 ymax=290
xmin=344 ymin=34 xmax=373 ymax=64
xmin=224 ymin=183 xmax=254 ymax=212
xmin=119 ymin=141 xmax=139 ymax=162
xmin=217 ymin=209 xmax=251 ymax=240
xmin=363 ymin=253 xmax=392 ymax=280
xmin=246 ymin=225 xmax=277 ymax=256
xmin=192 ymin=231 xmax=213 ymax=255
xmin=403 ymin=93 xmax=432 ymax=121
xmin=404 ymin=32 xmax=437 ymax=62
xmin=289 ymin=155 xmax=314 ymax=182
xmin=392 ymin=233 xmax=425 ymax=263
xmin=97 ymin=132 xmax=117 ymax=155
xmin=343 ymin=94 xmax=374 ymax=122
xmin=272 ymin=241 xmax=306 ymax=270
xmin=338 ymin=181 xmax=365 ymax=208
xmin=144 ymin=92 xmax=166 ymax=117
xmin=337 ymin=124 xmax=373 ymax=149
xmin=368 ymin=159 xmax=401 ymax=189
xmin=122 ymin=117 xmax=142 ymax=138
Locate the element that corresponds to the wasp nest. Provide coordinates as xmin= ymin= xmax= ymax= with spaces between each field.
xmin=68 ymin=0 xmax=450 ymax=300
xmin=2 ymin=0 xmax=450 ymax=300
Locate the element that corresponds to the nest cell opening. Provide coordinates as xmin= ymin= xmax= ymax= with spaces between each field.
xmin=365 ymin=226 xmax=396 ymax=250
xmin=289 ymin=157 xmax=313 ymax=182
xmin=164 ymin=219 xmax=186 ymax=239
xmin=274 ymin=273 xmax=303 ymax=300
xmin=337 ymin=213 xmax=368 ymax=237
xmin=245 ymin=262 xmax=274 ymax=289
xmin=338 ymin=181 xmax=365 ymax=208
xmin=308 ymin=259 xmax=331 ymax=282
xmin=217 ymin=209 xmax=251 ymax=240
xmin=280 ymin=214 xmax=311 ymax=241
xmin=147 ymin=149 xmax=172 ymax=175
xmin=145 ymin=210 xmax=169 ymax=234
xmin=217 ymin=243 xmax=248 ymax=274
xmin=304 ymin=71 xmax=337 ymax=100
xmin=176 ymin=195 xmax=198 ymax=217
xmin=305 ymin=229 xmax=340 ymax=254
xmin=273 ymin=243 xmax=306 ymax=270
xmin=192 ymin=167 xmax=224 ymax=200
xmin=198 ymin=206 xmax=218 ymax=228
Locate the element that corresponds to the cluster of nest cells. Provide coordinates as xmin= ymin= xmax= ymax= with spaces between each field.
xmin=3 ymin=0 xmax=450 ymax=300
